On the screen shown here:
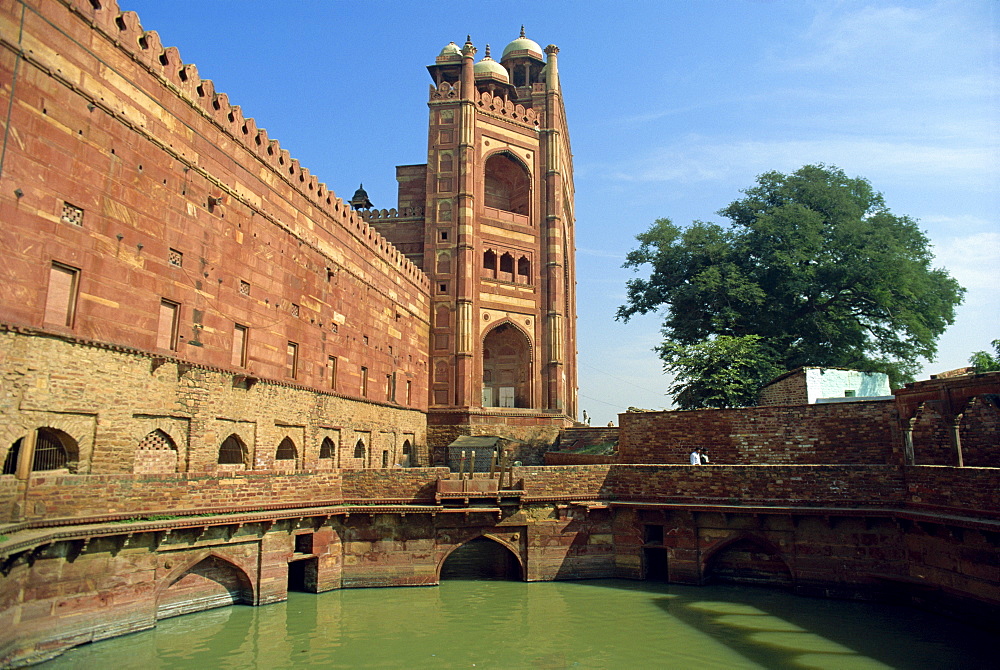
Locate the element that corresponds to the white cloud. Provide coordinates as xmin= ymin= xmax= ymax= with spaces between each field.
xmin=931 ymin=232 xmax=1000 ymax=292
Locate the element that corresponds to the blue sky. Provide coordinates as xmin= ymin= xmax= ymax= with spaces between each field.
xmin=120 ymin=1 xmax=998 ymax=426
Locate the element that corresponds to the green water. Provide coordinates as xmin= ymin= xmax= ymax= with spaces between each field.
xmin=41 ymin=580 xmax=992 ymax=669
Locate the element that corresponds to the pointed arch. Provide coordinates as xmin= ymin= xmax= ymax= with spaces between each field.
xmin=483 ymin=151 xmax=531 ymax=216
xmin=275 ymin=436 xmax=297 ymax=466
xmin=156 ymin=552 xmax=255 ymax=620
xmin=319 ymin=436 xmax=336 ymax=460
xmin=218 ymin=433 xmax=247 ymax=467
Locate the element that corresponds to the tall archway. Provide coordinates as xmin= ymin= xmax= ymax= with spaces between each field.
xmin=482 ymin=322 xmax=532 ymax=408
xmin=3 ymin=428 xmax=78 ymax=474
xmin=157 ymin=554 xmax=254 ymax=620
xmin=483 ymin=152 xmax=530 ymax=215
xmin=440 ymin=537 xmax=523 ymax=581
xmin=703 ymin=536 xmax=792 ymax=588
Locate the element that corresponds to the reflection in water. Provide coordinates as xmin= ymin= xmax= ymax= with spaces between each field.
xmin=41 ymin=580 xmax=992 ymax=669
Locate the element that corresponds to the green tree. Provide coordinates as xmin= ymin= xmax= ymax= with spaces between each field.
xmin=969 ymin=339 xmax=1000 ymax=373
xmin=660 ymin=335 xmax=782 ymax=409
xmin=617 ymin=165 xmax=965 ymax=407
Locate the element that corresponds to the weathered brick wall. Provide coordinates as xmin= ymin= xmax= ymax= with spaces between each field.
xmin=16 ymin=471 xmax=345 ymax=521
xmin=340 ymin=468 xmax=448 ymax=503
xmin=0 ymin=332 xmax=426 ymax=520
xmin=515 ymin=465 xmax=614 ymax=499
xmin=959 ymin=396 xmax=1000 ymax=468
xmin=618 ymin=401 xmax=900 ymax=465
xmin=0 ymin=0 xmax=429 ymax=407
xmin=757 ymin=370 xmax=807 ymax=406
xmin=905 ymin=466 xmax=1000 ymax=514
xmin=608 ymin=464 xmax=907 ymax=506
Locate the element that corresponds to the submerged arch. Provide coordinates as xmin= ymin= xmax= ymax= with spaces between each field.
xmin=439 ymin=536 xmax=523 ymax=581
xmin=703 ymin=534 xmax=792 ymax=588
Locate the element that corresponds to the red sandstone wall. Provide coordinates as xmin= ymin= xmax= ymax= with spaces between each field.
xmin=0 ymin=0 xmax=429 ymax=406
xmin=515 ymin=465 xmax=613 ymax=499
xmin=618 ymin=401 xmax=900 ymax=465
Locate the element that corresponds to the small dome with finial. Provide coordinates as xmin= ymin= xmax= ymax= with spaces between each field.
xmin=474 ymin=45 xmax=510 ymax=83
xmin=501 ymin=26 xmax=543 ymax=61
xmin=436 ymin=41 xmax=462 ymax=63
xmin=350 ymin=184 xmax=373 ymax=210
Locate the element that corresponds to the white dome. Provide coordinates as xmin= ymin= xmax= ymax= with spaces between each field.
xmin=436 ymin=42 xmax=462 ymax=62
xmin=501 ymin=32 xmax=543 ymax=61
xmin=474 ymin=55 xmax=510 ymax=83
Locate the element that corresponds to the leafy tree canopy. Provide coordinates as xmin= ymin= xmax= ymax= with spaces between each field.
xmin=969 ymin=339 xmax=1000 ymax=373
xmin=617 ymin=165 xmax=965 ymax=408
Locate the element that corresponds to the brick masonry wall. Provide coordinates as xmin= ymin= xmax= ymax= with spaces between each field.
xmin=757 ymin=371 xmax=807 ymax=406
xmin=340 ymin=468 xmax=449 ymax=503
xmin=609 ymin=464 xmax=907 ymax=506
xmin=543 ymin=452 xmax=617 ymax=466
xmin=618 ymin=400 xmax=900 ymax=466
xmin=905 ymin=466 xmax=1000 ymax=514
xmin=14 ymin=471 xmax=345 ymax=520
xmin=515 ymin=465 xmax=614 ymax=499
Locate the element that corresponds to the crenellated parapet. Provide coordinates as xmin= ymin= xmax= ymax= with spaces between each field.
xmin=476 ymin=91 xmax=539 ymax=127
xmin=361 ymin=207 xmax=426 ymax=222
xmin=61 ymin=0 xmax=429 ymax=290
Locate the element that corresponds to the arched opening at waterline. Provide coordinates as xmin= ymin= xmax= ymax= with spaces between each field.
xmin=704 ymin=536 xmax=792 ymax=588
xmin=440 ymin=537 xmax=522 ymax=581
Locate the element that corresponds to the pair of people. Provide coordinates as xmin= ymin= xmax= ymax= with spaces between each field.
xmin=689 ymin=448 xmax=710 ymax=465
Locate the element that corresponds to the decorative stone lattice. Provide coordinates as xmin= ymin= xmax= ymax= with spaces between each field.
xmin=61 ymin=201 xmax=84 ymax=226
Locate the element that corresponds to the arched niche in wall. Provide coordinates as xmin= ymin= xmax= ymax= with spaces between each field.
xmin=481 ymin=322 xmax=532 ymax=409
xmin=483 ymin=152 xmax=530 ymax=215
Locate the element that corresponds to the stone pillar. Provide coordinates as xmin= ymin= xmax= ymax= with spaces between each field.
xmin=949 ymin=416 xmax=964 ymax=467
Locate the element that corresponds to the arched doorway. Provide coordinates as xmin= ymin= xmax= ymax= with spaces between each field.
xmin=440 ymin=537 xmax=522 ymax=581
xmin=704 ymin=536 xmax=792 ymax=588
xmin=482 ymin=322 xmax=532 ymax=408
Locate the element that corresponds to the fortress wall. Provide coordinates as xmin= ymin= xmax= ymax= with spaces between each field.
xmin=618 ymin=400 xmax=899 ymax=465
xmin=0 ymin=0 xmax=430 ymax=405
xmin=609 ymin=464 xmax=906 ymax=507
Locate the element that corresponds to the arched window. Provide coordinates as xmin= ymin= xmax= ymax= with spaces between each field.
xmin=3 ymin=429 xmax=78 ymax=474
xmin=218 ymin=434 xmax=246 ymax=465
xmin=517 ymin=256 xmax=530 ymax=283
xmin=402 ymin=439 xmax=412 ymax=467
xmin=483 ymin=249 xmax=497 ymax=279
xmin=354 ymin=438 xmax=365 ymax=459
xmin=436 ymin=252 xmax=451 ymax=274
xmin=483 ymin=153 xmax=530 ymax=215
xmin=439 ymin=153 xmax=453 ymax=173
xmin=276 ymin=437 xmax=297 ymax=461
xmin=319 ymin=436 xmax=335 ymax=459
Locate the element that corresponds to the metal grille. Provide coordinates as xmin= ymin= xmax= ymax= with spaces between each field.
xmin=218 ymin=434 xmax=245 ymax=464
xmin=276 ymin=437 xmax=297 ymax=461
xmin=33 ymin=429 xmax=68 ymax=471
xmin=291 ymin=303 xmax=300 ymax=317
xmin=168 ymin=248 xmax=183 ymax=267
xmin=239 ymin=280 xmax=250 ymax=296
xmin=61 ymin=202 xmax=84 ymax=226
xmin=319 ymin=437 xmax=335 ymax=459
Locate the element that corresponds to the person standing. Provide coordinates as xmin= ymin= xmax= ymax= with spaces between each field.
xmin=700 ymin=450 xmax=710 ymax=465
xmin=690 ymin=448 xmax=702 ymax=465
